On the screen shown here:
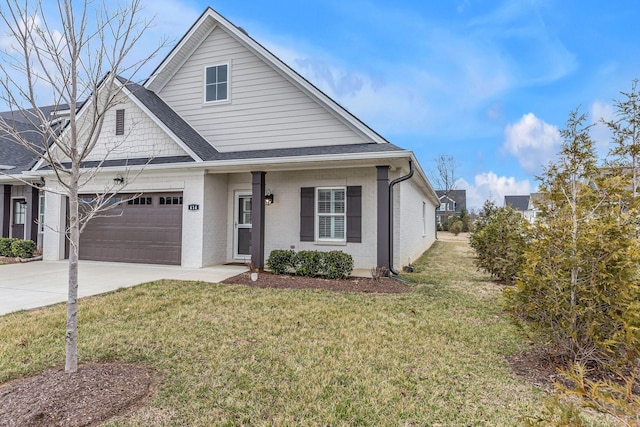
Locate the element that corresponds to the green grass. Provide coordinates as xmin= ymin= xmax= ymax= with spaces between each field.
xmin=0 ymin=238 xmax=610 ymax=426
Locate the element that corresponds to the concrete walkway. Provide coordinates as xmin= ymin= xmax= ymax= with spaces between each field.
xmin=0 ymin=260 xmax=246 ymax=316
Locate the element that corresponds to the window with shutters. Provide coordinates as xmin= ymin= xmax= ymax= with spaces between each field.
xmin=204 ymin=64 xmax=229 ymax=102
xmin=115 ymin=109 xmax=125 ymax=135
xmin=301 ymin=186 xmax=360 ymax=243
xmin=316 ymin=187 xmax=346 ymax=241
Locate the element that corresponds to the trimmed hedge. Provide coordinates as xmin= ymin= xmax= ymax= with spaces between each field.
xmin=266 ymin=249 xmax=354 ymax=279
xmin=0 ymin=238 xmax=16 ymax=257
xmin=323 ymin=250 xmax=354 ymax=279
xmin=295 ymin=250 xmax=324 ymax=277
xmin=11 ymin=239 xmax=36 ymax=258
xmin=266 ymin=249 xmax=296 ymax=274
xmin=0 ymin=238 xmax=36 ymax=258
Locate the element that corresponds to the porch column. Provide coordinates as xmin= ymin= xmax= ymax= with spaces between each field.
xmin=25 ymin=185 xmax=39 ymax=242
xmin=376 ymin=166 xmax=390 ymax=272
xmin=1 ymin=185 xmax=11 ymax=238
xmin=251 ymin=171 xmax=266 ymax=270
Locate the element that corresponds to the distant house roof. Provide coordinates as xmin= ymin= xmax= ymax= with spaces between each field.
xmin=504 ymin=195 xmax=530 ymax=211
xmin=0 ymin=103 xmax=81 ymax=174
xmin=436 ymin=189 xmax=466 ymax=211
xmin=0 ymin=118 xmax=46 ymax=174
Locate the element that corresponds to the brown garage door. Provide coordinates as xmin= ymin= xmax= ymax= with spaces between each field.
xmin=79 ymin=193 xmax=183 ymax=265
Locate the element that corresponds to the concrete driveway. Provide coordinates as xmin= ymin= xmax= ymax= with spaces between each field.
xmin=0 ymin=260 xmax=246 ymax=316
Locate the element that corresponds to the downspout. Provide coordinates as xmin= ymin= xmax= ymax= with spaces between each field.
xmin=388 ymin=159 xmax=414 ymax=275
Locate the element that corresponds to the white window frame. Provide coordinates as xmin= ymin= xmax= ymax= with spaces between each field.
xmin=203 ymin=63 xmax=230 ymax=103
xmin=38 ymin=193 xmax=45 ymax=233
xmin=315 ymin=187 xmax=347 ymax=242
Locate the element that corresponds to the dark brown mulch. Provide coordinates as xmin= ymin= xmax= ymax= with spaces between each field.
xmin=221 ymin=271 xmax=412 ymax=293
xmin=0 ymin=363 xmax=157 ymax=427
xmin=0 ymin=256 xmax=20 ymax=265
xmin=505 ymin=347 xmax=567 ymax=392
xmin=506 ymin=346 xmax=640 ymax=396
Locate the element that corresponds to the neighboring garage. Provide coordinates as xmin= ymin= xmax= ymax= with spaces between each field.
xmin=79 ymin=192 xmax=183 ymax=265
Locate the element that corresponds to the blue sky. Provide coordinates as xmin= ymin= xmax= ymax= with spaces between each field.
xmin=4 ymin=1 xmax=640 ymax=209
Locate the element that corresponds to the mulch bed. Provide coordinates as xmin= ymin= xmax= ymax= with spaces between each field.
xmin=0 ymin=363 xmax=156 ymax=427
xmin=0 ymin=256 xmax=20 ymax=265
xmin=221 ymin=271 xmax=412 ymax=293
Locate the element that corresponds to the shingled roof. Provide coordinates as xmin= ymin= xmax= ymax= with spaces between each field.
xmin=117 ymin=76 xmax=404 ymax=163
xmin=504 ymin=195 xmax=530 ymax=211
xmin=117 ymin=77 xmax=218 ymax=161
xmin=0 ymin=118 xmax=47 ymax=173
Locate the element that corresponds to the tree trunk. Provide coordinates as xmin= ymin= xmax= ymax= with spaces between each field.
xmin=65 ymin=173 xmax=80 ymax=373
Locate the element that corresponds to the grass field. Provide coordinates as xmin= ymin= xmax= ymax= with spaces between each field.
xmin=0 ymin=235 xmax=611 ymax=426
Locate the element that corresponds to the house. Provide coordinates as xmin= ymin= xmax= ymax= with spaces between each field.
xmin=504 ymin=193 xmax=541 ymax=223
xmin=1 ymin=7 xmax=438 ymax=272
xmin=435 ymin=189 xmax=466 ymax=228
xmin=0 ymin=108 xmax=54 ymax=248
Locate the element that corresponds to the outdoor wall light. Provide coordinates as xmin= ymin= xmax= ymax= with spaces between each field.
xmin=113 ymin=175 xmax=125 ymax=185
xmin=264 ymin=189 xmax=274 ymax=205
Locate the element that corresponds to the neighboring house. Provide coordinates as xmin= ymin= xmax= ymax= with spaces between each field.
xmin=1 ymin=7 xmax=439 ymax=272
xmin=504 ymin=193 xmax=541 ymax=223
xmin=0 ymin=108 xmax=59 ymax=248
xmin=435 ymin=190 xmax=466 ymax=228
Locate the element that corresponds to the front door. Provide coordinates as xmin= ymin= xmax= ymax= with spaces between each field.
xmin=11 ymin=199 xmax=26 ymax=239
xmin=235 ymin=193 xmax=252 ymax=259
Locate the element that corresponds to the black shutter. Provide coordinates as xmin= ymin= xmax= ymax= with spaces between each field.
xmin=300 ymin=187 xmax=315 ymax=242
xmin=115 ymin=109 xmax=125 ymax=135
xmin=346 ymin=186 xmax=362 ymax=243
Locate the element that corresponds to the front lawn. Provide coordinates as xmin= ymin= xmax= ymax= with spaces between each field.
xmin=0 ymin=237 xmax=607 ymax=425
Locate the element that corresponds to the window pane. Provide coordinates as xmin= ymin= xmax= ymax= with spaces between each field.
xmin=318 ymin=216 xmax=331 ymax=239
xmin=218 ymin=64 xmax=228 ymax=82
xmin=333 ymin=216 xmax=345 ymax=239
xmin=217 ymin=82 xmax=228 ymax=100
xmin=206 ymin=67 xmax=217 ymax=83
xmin=318 ymin=190 xmax=331 ymax=213
xmin=318 ymin=216 xmax=345 ymax=239
xmin=206 ymin=65 xmax=228 ymax=101
xmin=317 ymin=188 xmax=345 ymax=214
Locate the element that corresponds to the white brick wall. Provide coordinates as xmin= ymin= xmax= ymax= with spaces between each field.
xmin=41 ymin=164 xmax=436 ymax=271
xmin=394 ymin=177 xmax=437 ymax=269
xmin=202 ymin=174 xmax=229 ymax=265
xmin=217 ymin=168 xmax=378 ymax=269
xmin=80 ymin=93 xmax=189 ymax=162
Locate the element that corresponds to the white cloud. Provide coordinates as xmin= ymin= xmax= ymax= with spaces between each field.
xmin=503 ymin=113 xmax=561 ymax=174
xmin=590 ymin=100 xmax=613 ymax=152
xmin=457 ymin=172 xmax=532 ymax=211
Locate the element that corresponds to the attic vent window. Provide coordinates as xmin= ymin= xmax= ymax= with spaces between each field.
xmin=205 ymin=64 xmax=228 ymax=102
xmin=115 ymin=109 xmax=125 ymax=135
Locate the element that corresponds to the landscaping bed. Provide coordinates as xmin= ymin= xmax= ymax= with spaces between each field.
xmin=221 ymin=271 xmax=411 ymax=293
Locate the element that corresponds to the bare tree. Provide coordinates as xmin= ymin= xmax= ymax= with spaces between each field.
xmin=430 ymin=154 xmax=458 ymax=196
xmin=605 ymin=79 xmax=640 ymax=198
xmin=0 ymin=0 xmax=165 ymax=373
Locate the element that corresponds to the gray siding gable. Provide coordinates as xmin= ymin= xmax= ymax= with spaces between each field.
xmin=148 ymin=7 xmax=393 ymax=153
